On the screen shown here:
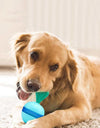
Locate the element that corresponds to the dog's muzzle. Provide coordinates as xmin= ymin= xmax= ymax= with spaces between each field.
xmin=16 ymin=82 xmax=32 ymax=101
xmin=16 ymin=79 xmax=41 ymax=101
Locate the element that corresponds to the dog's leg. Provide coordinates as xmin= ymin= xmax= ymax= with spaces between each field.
xmin=23 ymin=101 xmax=92 ymax=128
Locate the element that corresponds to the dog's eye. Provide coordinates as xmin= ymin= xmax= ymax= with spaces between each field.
xmin=50 ymin=64 xmax=59 ymax=72
xmin=30 ymin=52 xmax=39 ymax=61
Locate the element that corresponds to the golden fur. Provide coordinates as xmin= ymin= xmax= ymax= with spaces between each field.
xmin=12 ymin=32 xmax=100 ymax=128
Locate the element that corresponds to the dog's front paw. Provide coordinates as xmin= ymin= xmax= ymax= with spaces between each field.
xmin=23 ymin=118 xmax=52 ymax=128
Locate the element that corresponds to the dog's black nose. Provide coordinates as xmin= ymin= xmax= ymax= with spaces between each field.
xmin=27 ymin=79 xmax=41 ymax=92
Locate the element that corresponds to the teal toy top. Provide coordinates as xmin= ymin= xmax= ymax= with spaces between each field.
xmin=36 ymin=92 xmax=49 ymax=103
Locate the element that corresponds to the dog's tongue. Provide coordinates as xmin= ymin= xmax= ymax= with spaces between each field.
xmin=18 ymin=89 xmax=31 ymax=101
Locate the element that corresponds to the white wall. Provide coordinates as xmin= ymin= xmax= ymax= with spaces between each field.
xmin=0 ymin=0 xmax=28 ymax=66
xmin=0 ymin=0 xmax=100 ymax=66
xmin=27 ymin=0 xmax=100 ymax=55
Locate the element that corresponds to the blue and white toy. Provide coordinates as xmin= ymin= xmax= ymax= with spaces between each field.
xmin=21 ymin=92 xmax=49 ymax=123
xmin=22 ymin=101 xmax=45 ymax=123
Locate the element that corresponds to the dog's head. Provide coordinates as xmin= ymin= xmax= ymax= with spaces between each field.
xmin=13 ymin=32 xmax=78 ymax=100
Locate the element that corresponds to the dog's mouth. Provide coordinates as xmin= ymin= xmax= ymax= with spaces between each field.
xmin=16 ymin=86 xmax=32 ymax=101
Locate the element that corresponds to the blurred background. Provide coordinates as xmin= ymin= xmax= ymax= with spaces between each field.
xmin=0 ymin=0 xmax=100 ymax=127
xmin=0 ymin=0 xmax=100 ymax=97
xmin=0 ymin=0 xmax=100 ymax=66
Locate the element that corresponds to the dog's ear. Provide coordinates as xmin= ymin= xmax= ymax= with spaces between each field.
xmin=13 ymin=33 xmax=31 ymax=52
xmin=11 ymin=33 xmax=31 ymax=68
xmin=65 ymin=49 xmax=78 ymax=92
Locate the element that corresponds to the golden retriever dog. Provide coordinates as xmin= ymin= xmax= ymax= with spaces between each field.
xmin=12 ymin=32 xmax=100 ymax=128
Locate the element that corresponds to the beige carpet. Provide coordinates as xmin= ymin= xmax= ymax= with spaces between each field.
xmin=0 ymin=70 xmax=100 ymax=128
xmin=0 ymin=97 xmax=100 ymax=128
